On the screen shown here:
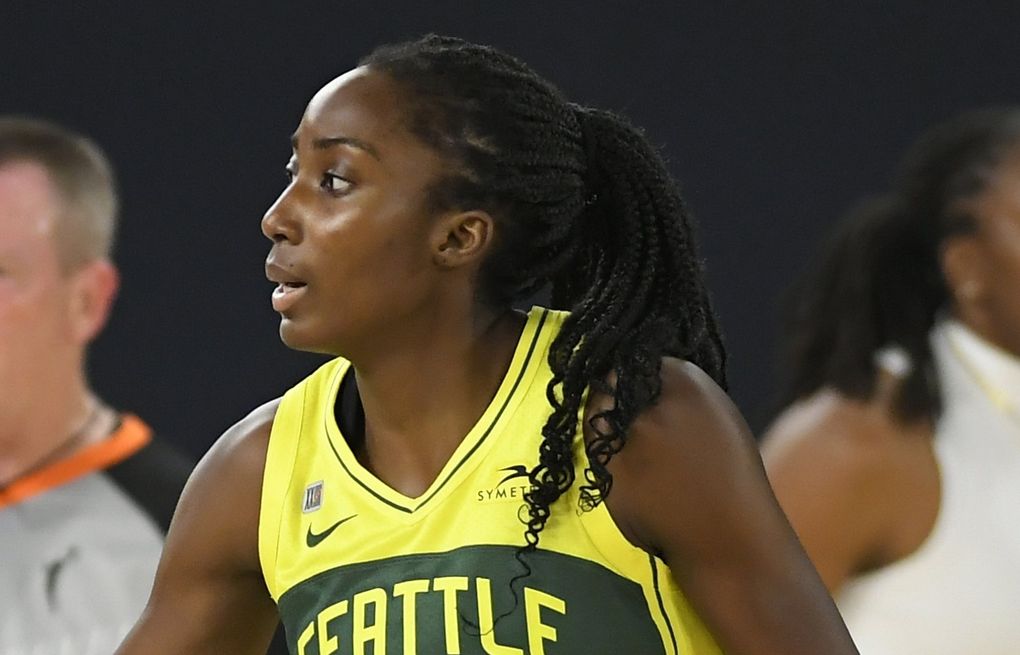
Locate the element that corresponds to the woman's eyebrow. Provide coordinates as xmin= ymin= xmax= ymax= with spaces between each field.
xmin=290 ymin=133 xmax=380 ymax=161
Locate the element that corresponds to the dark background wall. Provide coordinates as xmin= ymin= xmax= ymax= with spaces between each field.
xmin=4 ymin=2 xmax=1020 ymax=457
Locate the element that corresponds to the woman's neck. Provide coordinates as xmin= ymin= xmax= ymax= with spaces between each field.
xmin=345 ymin=305 xmax=526 ymax=496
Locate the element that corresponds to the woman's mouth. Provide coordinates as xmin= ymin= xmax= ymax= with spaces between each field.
xmin=271 ymin=281 xmax=307 ymax=313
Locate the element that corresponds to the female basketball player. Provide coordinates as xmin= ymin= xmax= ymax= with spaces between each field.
xmin=764 ymin=109 xmax=1020 ymax=653
xmin=119 ymin=36 xmax=856 ymax=654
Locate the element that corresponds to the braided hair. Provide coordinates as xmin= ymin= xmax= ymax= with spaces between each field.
xmin=781 ymin=108 xmax=1020 ymax=424
xmin=361 ymin=35 xmax=726 ymax=550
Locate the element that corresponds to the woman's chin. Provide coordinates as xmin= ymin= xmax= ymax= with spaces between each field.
xmin=279 ymin=320 xmax=314 ymax=351
xmin=279 ymin=320 xmax=343 ymax=356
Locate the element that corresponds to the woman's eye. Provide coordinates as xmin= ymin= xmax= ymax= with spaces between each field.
xmin=321 ymin=173 xmax=353 ymax=194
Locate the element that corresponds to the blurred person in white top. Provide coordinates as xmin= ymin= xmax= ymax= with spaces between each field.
xmin=763 ymin=108 xmax=1020 ymax=654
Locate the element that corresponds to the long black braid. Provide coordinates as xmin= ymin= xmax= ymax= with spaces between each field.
xmin=362 ymin=35 xmax=726 ymax=550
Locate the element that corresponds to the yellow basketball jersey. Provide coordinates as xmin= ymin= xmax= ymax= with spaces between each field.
xmin=259 ymin=307 xmax=721 ymax=654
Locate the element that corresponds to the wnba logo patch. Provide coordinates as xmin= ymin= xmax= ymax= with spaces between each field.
xmin=302 ymin=481 xmax=324 ymax=513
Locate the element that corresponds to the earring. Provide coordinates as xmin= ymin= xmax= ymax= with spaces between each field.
xmin=874 ymin=345 xmax=913 ymax=379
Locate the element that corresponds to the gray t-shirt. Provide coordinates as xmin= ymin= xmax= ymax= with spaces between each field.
xmin=0 ymin=416 xmax=192 ymax=655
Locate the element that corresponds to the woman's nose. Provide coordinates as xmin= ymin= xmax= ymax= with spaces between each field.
xmin=261 ymin=189 xmax=301 ymax=244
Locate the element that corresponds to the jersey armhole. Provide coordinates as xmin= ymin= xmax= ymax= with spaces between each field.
xmin=259 ymin=385 xmax=307 ymax=602
xmin=572 ymin=431 xmax=720 ymax=654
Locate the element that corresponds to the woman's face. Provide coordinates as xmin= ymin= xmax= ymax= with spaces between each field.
xmin=945 ymin=145 xmax=1020 ymax=356
xmin=262 ymin=67 xmax=450 ymax=355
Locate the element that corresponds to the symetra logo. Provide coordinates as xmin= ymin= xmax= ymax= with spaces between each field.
xmin=306 ymin=515 xmax=357 ymax=548
xmin=476 ymin=464 xmax=532 ymax=504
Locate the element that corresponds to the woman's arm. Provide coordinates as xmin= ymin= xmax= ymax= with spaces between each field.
xmin=117 ymin=400 xmax=281 ymax=654
xmin=593 ymin=360 xmax=859 ymax=654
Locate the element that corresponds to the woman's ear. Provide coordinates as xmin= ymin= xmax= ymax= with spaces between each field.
xmin=941 ymin=234 xmax=989 ymax=308
xmin=431 ymin=210 xmax=496 ymax=269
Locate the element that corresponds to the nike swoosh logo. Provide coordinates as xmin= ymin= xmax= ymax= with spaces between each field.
xmin=306 ymin=514 xmax=357 ymax=548
xmin=497 ymin=465 xmax=530 ymax=487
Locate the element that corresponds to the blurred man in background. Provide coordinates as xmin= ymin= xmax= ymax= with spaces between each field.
xmin=0 ymin=117 xmax=193 ymax=654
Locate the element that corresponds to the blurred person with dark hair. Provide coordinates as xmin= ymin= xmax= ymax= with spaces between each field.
xmin=0 ymin=117 xmax=193 ymax=654
xmin=764 ymin=108 xmax=1020 ymax=653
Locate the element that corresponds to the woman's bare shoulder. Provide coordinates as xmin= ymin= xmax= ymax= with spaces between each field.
xmin=763 ymin=389 xmax=932 ymax=482
xmin=167 ymin=398 xmax=283 ymax=567
xmin=197 ymin=398 xmax=281 ymax=481
xmin=762 ymin=389 xmax=939 ymax=587
xmin=583 ymin=357 xmax=765 ymax=552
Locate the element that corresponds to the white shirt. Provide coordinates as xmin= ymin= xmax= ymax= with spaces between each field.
xmin=837 ymin=320 xmax=1020 ymax=654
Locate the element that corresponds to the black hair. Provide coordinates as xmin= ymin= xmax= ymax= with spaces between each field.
xmin=780 ymin=108 xmax=1020 ymax=423
xmin=361 ymin=35 xmax=726 ymax=549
